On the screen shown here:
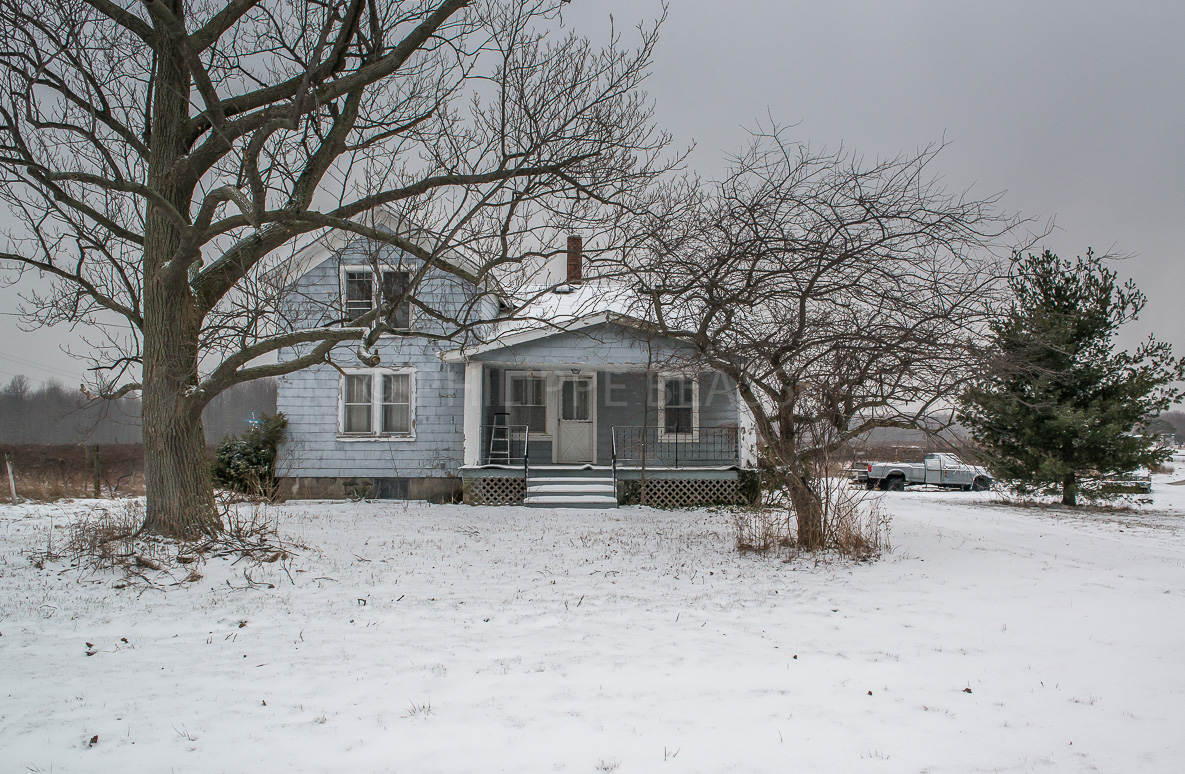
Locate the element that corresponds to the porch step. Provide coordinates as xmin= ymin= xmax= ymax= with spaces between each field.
xmin=522 ymin=494 xmax=618 ymax=507
xmin=524 ymin=472 xmax=617 ymax=508
xmin=528 ymin=477 xmax=614 ymax=489
xmin=528 ymin=466 xmax=613 ymax=478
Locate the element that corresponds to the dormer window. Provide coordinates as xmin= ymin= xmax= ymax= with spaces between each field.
xmin=342 ymin=267 xmax=411 ymax=330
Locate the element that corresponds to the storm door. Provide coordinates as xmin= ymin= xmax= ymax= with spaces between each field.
xmin=556 ymin=375 xmax=595 ymax=463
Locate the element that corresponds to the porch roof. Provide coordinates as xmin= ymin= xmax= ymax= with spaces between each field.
xmin=443 ymin=305 xmax=658 ymax=362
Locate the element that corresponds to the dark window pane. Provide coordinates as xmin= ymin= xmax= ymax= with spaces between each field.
xmin=665 ymin=407 xmax=693 ymax=433
xmin=381 ymin=271 xmax=411 ymax=329
xmin=345 ymin=374 xmax=371 ymax=404
xmin=509 ymin=376 xmax=546 ymax=432
xmin=383 ymin=405 xmax=410 ymax=434
xmin=381 ymin=373 xmax=412 ymax=434
xmin=562 ymin=379 xmax=590 ymax=421
xmin=383 ymin=373 xmax=409 ymax=404
xmin=663 ymin=377 xmax=694 ymax=433
xmin=664 ymin=378 xmax=681 ymax=407
xmin=345 ymin=405 xmax=371 ymax=433
xmin=510 ymin=405 xmax=546 ymax=434
xmin=344 ymin=374 xmax=372 ymax=433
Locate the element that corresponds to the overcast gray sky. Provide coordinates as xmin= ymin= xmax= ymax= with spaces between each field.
xmin=1 ymin=0 xmax=1182 ymax=388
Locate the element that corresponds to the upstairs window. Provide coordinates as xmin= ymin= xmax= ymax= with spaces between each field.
xmin=342 ymin=268 xmax=412 ymax=330
xmin=344 ymin=271 xmax=373 ymax=322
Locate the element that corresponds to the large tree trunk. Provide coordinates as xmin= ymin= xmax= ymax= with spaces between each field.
xmin=1061 ymin=471 xmax=1077 ymax=507
xmin=140 ymin=288 xmax=220 ymax=538
xmin=787 ymin=469 xmax=825 ymax=550
xmin=138 ymin=10 xmax=220 ymax=539
xmin=141 ymin=390 xmax=219 ymax=538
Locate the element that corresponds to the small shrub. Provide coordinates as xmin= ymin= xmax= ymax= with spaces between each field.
xmin=211 ymin=414 xmax=287 ymax=499
xmin=736 ymin=468 xmax=765 ymax=506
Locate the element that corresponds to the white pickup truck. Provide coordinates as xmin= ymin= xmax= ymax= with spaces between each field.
xmin=856 ymin=452 xmax=993 ymax=491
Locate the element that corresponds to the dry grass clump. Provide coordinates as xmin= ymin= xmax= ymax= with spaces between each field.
xmin=732 ymin=508 xmax=792 ymax=553
xmin=816 ymin=476 xmax=891 ymax=560
xmin=66 ymin=500 xmax=163 ymax=573
xmin=195 ymin=504 xmax=299 ymax=565
xmin=738 ymin=474 xmax=891 ymax=562
xmin=25 ymin=500 xmax=300 ymax=588
xmin=1 ymin=444 xmax=147 ymax=500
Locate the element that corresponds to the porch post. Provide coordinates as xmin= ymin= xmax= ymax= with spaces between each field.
xmin=738 ymin=391 xmax=757 ymax=468
xmin=463 ymin=360 xmax=482 ymax=466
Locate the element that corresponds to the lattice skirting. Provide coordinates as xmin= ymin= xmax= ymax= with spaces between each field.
xmin=624 ymin=478 xmax=744 ymax=509
xmin=465 ymin=476 xmax=526 ymax=505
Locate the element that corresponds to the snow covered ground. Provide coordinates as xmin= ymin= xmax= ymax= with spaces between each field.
xmin=2 ymin=465 xmax=1184 ymax=773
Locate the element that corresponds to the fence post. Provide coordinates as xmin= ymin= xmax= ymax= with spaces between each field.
xmin=91 ymin=445 xmax=101 ymax=497
xmin=5 ymin=453 xmax=16 ymax=502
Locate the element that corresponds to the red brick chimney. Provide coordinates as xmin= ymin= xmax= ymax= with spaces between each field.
xmin=566 ymin=234 xmax=582 ymax=284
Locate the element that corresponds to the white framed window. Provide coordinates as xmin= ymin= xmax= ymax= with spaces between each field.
xmin=506 ymin=371 xmax=548 ymax=437
xmin=658 ymin=374 xmax=699 ymax=440
xmin=339 ymin=369 xmax=415 ymax=439
xmin=341 ymin=266 xmax=412 ymax=330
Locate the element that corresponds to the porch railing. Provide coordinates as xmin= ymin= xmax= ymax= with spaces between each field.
xmin=479 ymin=423 xmax=530 ymax=466
xmin=611 ymin=425 xmax=740 ymax=468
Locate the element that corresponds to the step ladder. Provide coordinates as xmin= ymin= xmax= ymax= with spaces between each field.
xmin=487 ymin=411 xmax=512 ymax=464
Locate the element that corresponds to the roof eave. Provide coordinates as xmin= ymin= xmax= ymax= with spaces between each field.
xmin=440 ymin=310 xmax=652 ymax=363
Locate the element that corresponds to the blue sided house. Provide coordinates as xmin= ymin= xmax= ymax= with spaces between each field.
xmin=274 ymin=216 xmax=756 ymax=507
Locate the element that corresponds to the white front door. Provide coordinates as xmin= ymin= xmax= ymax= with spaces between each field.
xmin=556 ymin=375 xmax=595 ymax=463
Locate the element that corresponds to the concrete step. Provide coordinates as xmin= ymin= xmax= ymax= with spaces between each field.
xmin=524 ymin=468 xmax=617 ymax=507
xmin=523 ymin=494 xmax=618 ymax=508
xmin=530 ymin=474 xmax=616 ymax=485
xmin=530 ymin=483 xmax=620 ymax=495
xmin=527 ymin=467 xmax=613 ymax=478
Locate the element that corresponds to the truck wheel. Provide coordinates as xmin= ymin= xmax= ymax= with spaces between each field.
xmin=886 ymin=476 xmax=906 ymax=492
xmin=971 ymin=477 xmax=990 ymax=492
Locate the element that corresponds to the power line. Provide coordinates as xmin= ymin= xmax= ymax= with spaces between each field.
xmin=0 ymin=351 xmax=82 ymax=380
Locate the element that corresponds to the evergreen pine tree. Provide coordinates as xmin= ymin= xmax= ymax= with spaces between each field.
xmin=959 ymin=250 xmax=1184 ymax=505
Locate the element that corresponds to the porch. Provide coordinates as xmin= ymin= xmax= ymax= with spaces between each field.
xmin=461 ymin=363 xmax=749 ymax=463
xmin=455 ymin=362 xmax=754 ymax=507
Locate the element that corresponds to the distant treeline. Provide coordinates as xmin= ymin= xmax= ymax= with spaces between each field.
xmin=0 ymin=375 xmax=277 ymax=445
xmin=1160 ymin=411 xmax=1185 ymax=441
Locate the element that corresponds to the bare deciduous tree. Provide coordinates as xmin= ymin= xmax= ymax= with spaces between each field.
xmin=0 ymin=0 xmax=672 ymax=537
xmin=620 ymin=127 xmax=1016 ymax=550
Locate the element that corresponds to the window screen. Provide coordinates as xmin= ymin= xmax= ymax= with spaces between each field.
xmin=344 ymin=271 xmax=373 ymax=323
xmin=343 ymin=374 xmax=372 ymax=433
xmin=561 ymin=379 xmax=591 ymax=421
xmin=382 ymin=373 xmax=412 ymax=434
xmin=663 ymin=377 xmax=694 ymax=434
xmin=509 ymin=376 xmax=546 ymax=433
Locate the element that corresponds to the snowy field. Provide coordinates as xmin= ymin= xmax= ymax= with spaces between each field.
xmin=2 ymin=467 xmax=1185 ymax=773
